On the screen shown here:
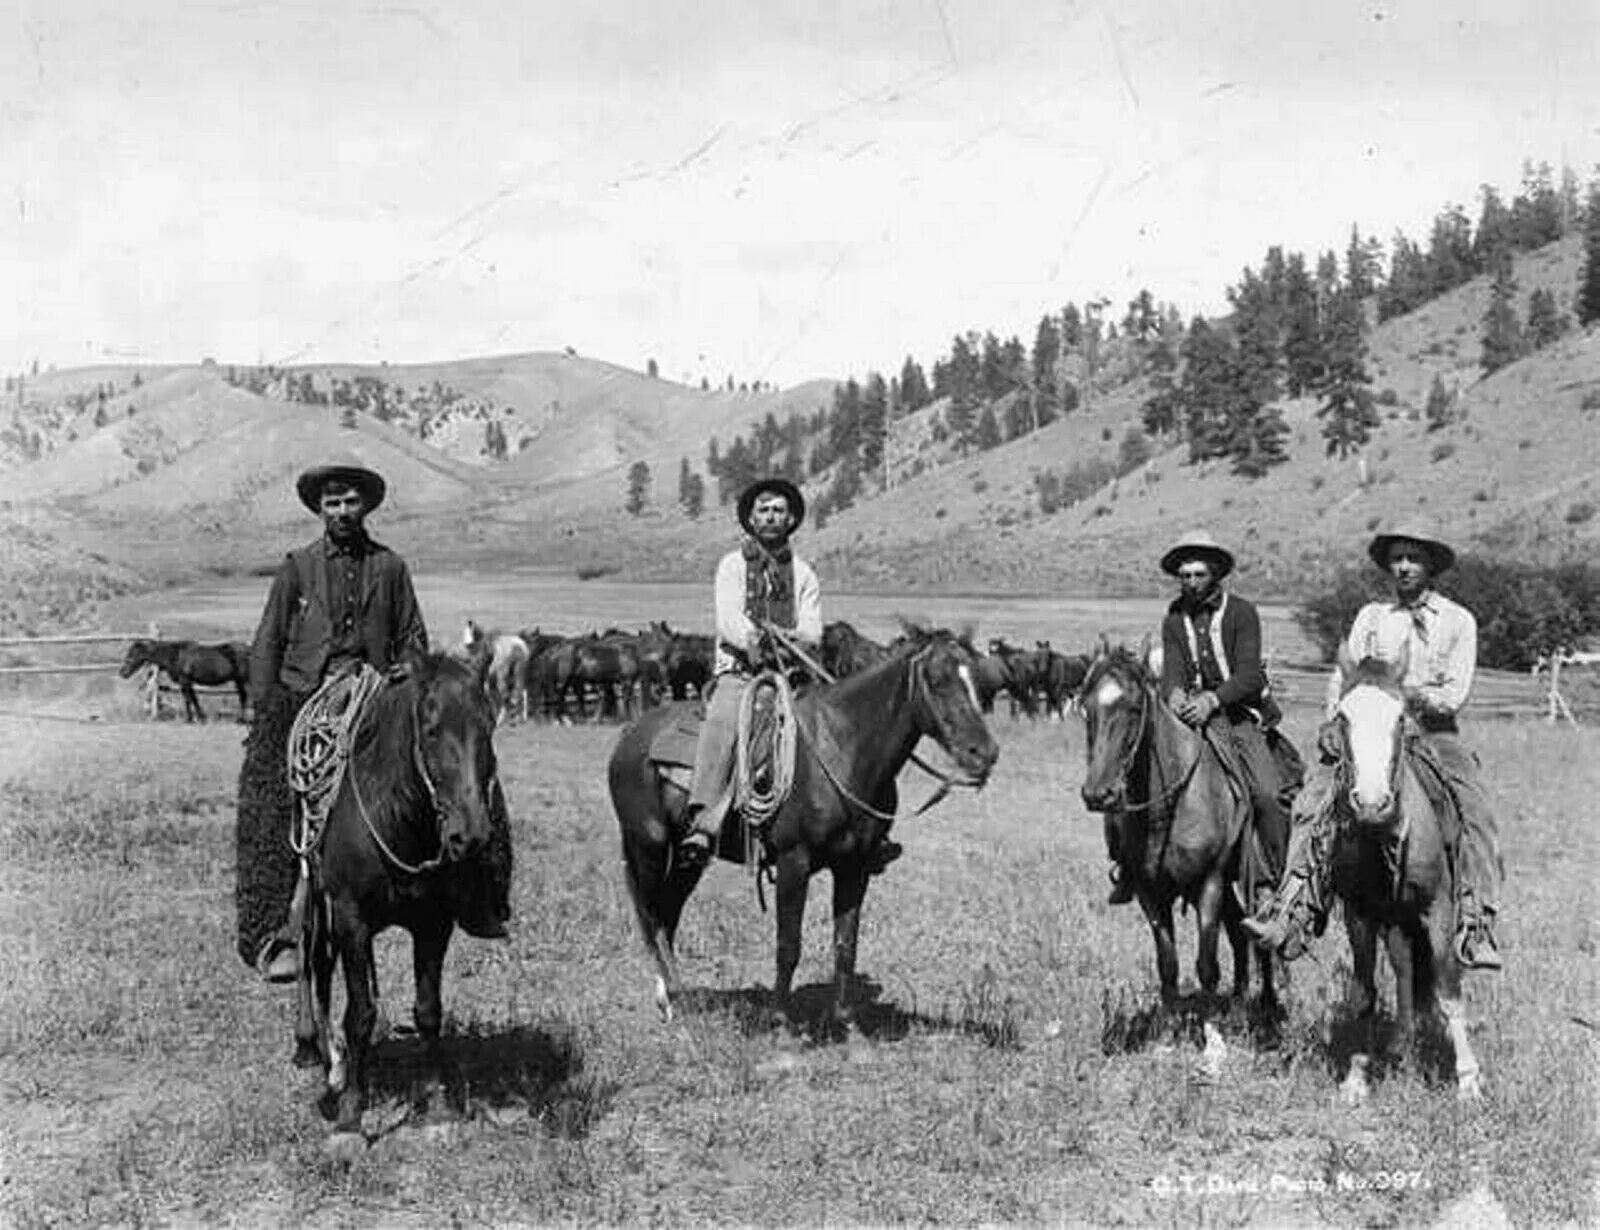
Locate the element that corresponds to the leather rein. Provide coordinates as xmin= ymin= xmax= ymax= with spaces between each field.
xmin=761 ymin=624 xmax=985 ymax=822
xmin=1090 ymin=665 xmax=1201 ymax=817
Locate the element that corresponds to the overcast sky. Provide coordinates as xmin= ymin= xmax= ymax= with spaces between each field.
xmin=4 ymin=0 xmax=1596 ymax=388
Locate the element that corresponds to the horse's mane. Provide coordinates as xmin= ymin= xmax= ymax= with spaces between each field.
xmin=1082 ymin=642 xmax=1155 ymax=696
xmin=349 ymin=653 xmax=484 ymax=833
xmin=1342 ymin=654 xmax=1404 ymax=695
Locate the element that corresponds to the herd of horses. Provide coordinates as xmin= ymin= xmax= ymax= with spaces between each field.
xmin=460 ymin=617 xmax=1092 ymax=728
xmin=114 ymin=624 xmax=1483 ymax=1138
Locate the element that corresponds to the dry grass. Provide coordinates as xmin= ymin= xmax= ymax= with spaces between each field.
xmin=0 ymin=699 xmax=1593 ymax=1227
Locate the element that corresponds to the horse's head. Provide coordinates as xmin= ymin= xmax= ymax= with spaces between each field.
xmin=1334 ymin=646 xmax=1410 ymax=827
xmin=119 ymin=639 xmax=153 ymax=678
xmin=409 ymin=653 xmax=501 ymax=862
xmin=899 ymin=624 xmax=998 ymax=786
xmin=1079 ymin=643 xmax=1154 ymax=812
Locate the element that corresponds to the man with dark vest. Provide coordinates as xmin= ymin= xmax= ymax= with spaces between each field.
xmin=678 ymin=477 xmax=823 ymax=866
xmin=1244 ymin=523 xmax=1503 ymax=969
xmin=1105 ymin=530 xmax=1298 ymax=905
xmin=236 ymin=459 xmax=430 ymax=983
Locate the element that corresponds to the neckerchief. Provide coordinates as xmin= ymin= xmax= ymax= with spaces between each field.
xmin=742 ymin=537 xmax=796 ymax=629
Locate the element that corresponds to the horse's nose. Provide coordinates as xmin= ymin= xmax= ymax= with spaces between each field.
xmin=1081 ymin=783 xmax=1115 ymax=812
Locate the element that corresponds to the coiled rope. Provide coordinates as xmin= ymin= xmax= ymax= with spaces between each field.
xmin=734 ymin=670 xmax=798 ymax=870
xmin=287 ymin=665 xmax=386 ymax=858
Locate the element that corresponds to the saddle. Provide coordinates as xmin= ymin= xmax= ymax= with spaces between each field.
xmin=1201 ymin=723 xmax=1293 ymax=913
xmin=649 ymin=675 xmax=792 ymax=865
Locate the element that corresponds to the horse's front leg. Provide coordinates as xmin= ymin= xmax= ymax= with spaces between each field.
xmin=829 ymin=860 xmax=871 ymax=1036
xmin=1341 ymin=911 xmax=1380 ymax=1106
xmin=334 ymin=925 xmax=380 ymax=1135
xmin=1194 ymin=870 xmax=1226 ymax=1000
xmin=411 ymin=913 xmax=457 ymax=1116
xmin=182 ymin=683 xmax=204 ymax=723
xmin=1137 ymin=893 xmax=1181 ymax=1010
xmin=771 ymin=849 xmax=812 ymax=1013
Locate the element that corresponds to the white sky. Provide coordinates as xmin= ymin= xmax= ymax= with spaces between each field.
xmin=4 ymin=0 xmax=1597 ymax=388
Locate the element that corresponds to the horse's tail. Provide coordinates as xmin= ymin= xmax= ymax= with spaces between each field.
xmin=608 ymin=716 xmax=673 ymax=946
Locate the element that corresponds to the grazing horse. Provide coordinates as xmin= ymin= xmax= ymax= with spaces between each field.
xmin=987 ymin=638 xmax=1041 ymax=718
xmin=609 ymin=626 xmax=999 ymax=1032
xmin=461 ymin=620 xmax=530 ymax=725
xmin=1328 ymin=650 xmax=1482 ymax=1103
xmin=820 ymin=619 xmax=889 ymax=678
xmin=548 ymin=632 xmax=641 ymax=722
xmin=1035 ymin=642 xmax=1091 ymax=719
xmin=119 ymin=638 xmax=250 ymax=723
xmin=293 ymin=653 xmax=510 ymax=1136
xmin=1079 ymin=644 xmax=1276 ymax=1019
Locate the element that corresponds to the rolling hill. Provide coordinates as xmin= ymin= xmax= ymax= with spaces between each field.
xmin=3 ymin=233 xmax=1598 ymax=638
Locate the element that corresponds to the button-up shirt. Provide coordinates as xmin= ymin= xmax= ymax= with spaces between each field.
xmin=712 ymin=547 xmax=822 ymax=676
xmin=324 ymin=536 xmax=370 ymax=665
xmin=1325 ymin=590 xmax=1477 ymax=718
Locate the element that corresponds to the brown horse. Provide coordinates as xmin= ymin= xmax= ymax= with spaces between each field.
xmin=608 ymin=626 xmax=999 ymax=1033
xmin=1328 ymin=650 xmax=1482 ymax=1103
xmin=1079 ymin=644 xmax=1276 ymax=1026
xmin=119 ymin=638 xmax=249 ymax=723
xmin=293 ymin=653 xmax=510 ymax=1136
xmin=820 ymin=619 xmax=889 ymax=678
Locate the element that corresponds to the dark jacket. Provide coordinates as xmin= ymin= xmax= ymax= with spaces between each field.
xmin=1160 ymin=591 xmax=1273 ymax=722
xmin=248 ymin=535 xmax=428 ymax=700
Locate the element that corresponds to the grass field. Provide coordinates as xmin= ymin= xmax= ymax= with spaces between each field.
xmin=0 ymin=699 xmax=1594 ymax=1227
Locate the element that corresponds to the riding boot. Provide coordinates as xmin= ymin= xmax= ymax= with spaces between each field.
xmin=679 ymin=791 xmax=732 ymax=868
xmin=1454 ymin=897 xmax=1503 ymax=970
xmin=257 ymin=862 xmax=309 ymax=984
xmin=1242 ymin=871 xmax=1321 ymax=960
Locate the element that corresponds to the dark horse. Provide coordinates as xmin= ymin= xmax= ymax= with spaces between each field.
xmin=293 ymin=653 xmax=510 ymax=1136
xmin=119 ymin=638 xmax=249 ymax=723
xmin=609 ymin=626 xmax=999 ymax=1032
xmin=1079 ymin=644 xmax=1277 ymax=1034
xmin=1327 ymin=649 xmax=1482 ymax=1103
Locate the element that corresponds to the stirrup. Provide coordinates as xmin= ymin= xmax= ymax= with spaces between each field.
xmin=678 ymin=830 xmax=714 ymax=868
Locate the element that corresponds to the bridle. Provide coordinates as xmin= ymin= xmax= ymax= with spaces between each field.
xmin=1083 ymin=657 xmax=1199 ymax=817
xmin=762 ymin=624 xmax=988 ymax=819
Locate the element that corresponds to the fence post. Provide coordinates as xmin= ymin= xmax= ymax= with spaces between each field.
xmin=144 ymin=622 xmax=163 ymax=721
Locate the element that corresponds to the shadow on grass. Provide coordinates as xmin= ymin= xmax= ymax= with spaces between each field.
xmin=360 ymin=1022 xmax=618 ymax=1139
xmin=673 ymin=975 xmax=1024 ymax=1049
xmin=1312 ymin=1008 xmax=1466 ymax=1092
xmin=1100 ymin=983 xmax=1288 ymax=1055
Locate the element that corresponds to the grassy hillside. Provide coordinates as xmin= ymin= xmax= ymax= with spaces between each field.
xmin=5 ymin=236 xmax=1597 ymax=614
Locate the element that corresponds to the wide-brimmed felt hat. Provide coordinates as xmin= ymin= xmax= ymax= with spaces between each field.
xmin=1160 ymin=530 xmax=1235 ymax=579
xmin=736 ymin=477 xmax=806 ymax=534
xmin=296 ymin=461 xmax=387 ymax=514
xmin=1368 ymin=522 xmax=1455 ymax=575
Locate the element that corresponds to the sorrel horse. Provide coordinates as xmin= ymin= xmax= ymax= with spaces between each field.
xmin=119 ymin=638 xmax=249 ymax=723
xmin=1327 ymin=649 xmax=1482 ymax=1103
xmin=293 ymin=652 xmax=511 ymax=1135
xmin=608 ymin=625 xmax=999 ymax=1032
xmin=1079 ymin=644 xmax=1277 ymax=1019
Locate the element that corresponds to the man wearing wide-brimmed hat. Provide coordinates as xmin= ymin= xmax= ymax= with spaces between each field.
xmin=235 ymin=459 xmax=431 ymax=983
xmin=1244 ymin=523 xmax=1503 ymax=969
xmin=678 ymin=477 xmax=824 ymax=867
xmin=1103 ymin=531 xmax=1301 ymax=905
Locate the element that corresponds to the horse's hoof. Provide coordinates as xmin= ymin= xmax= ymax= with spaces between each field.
xmin=322 ymin=1131 xmax=367 ymax=1164
xmin=292 ymin=1039 xmax=323 ymax=1070
xmin=1456 ymin=1072 xmax=1484 ymax=1104
xmin=316 ymin=1088 xmax=341 ymax=1122
xmin=1340 ymin=1078 xmax=1369 ymax=1108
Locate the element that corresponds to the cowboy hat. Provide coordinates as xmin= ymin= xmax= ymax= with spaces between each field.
xmin=1160 ymin=530 xmax=1235 ymax=579
xmin=736 ymin=477 xmax=806 ymax=534
xmin=296 ymin=460 xmax=387 ymax=514
xmin=1368 ymin=522 xmax=1456 ymax=575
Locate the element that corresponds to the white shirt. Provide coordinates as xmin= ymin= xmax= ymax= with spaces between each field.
xmin=712 ymin=547 xmax=822 ymax=676
xmin=1325 ymin=590 xmax=1478 ymax=718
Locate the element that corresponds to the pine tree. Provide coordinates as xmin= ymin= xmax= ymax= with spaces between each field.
xmin=1317 ymin=289 xmax=1379 ymax=459
xmin=974 ymin=404 xmax=1002 ymax=451
xmin=1282 ymin=252 xmax=1325 ymax=394
xmin=898 ymin=356 xmax=930 ymax=411
xmin=1176 ymin=318 xmax=1234 ymax=462
xmin=1424 ymin=374 xmax=1453 ymax=431
xmin=1480 ymin=248 xmax=1523 ymax=376
xmin=1525 ymin=287 xmax=1564 ymax=350
xmin=1578 ymin=180 xmax=1600 ymax=326
xmin=859 ymin=372 xmax=888 ymax=474
xmin=625 ymin=461 xmax=651 ymax=515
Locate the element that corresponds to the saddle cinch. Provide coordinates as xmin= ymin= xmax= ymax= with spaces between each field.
xmin=650 ymin=675 xmax=792 ymax=866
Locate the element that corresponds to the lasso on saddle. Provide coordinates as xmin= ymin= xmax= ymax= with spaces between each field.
xmin=287 ymin=665 xmax=386 ymax=861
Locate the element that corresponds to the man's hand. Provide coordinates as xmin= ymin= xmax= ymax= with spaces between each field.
xmin=1173 ymin=689 xmax=1219 ymax=726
